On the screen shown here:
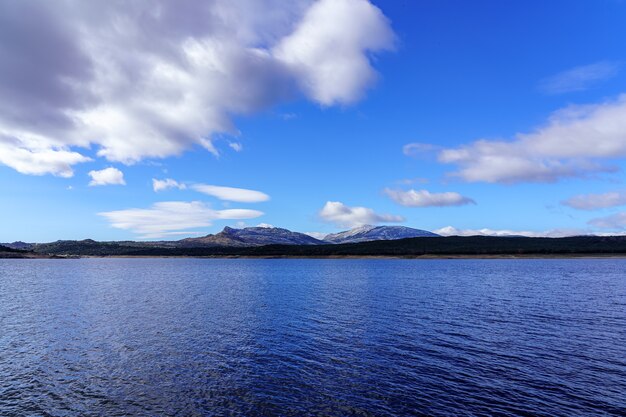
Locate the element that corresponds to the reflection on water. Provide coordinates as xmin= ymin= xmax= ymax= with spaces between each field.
xmin=1 ymin=258 xmax=625 ymax=416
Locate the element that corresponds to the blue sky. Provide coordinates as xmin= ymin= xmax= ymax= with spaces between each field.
xmin=2 ymin=0 xmax=626 ymax=242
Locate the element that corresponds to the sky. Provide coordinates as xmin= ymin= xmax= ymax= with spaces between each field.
xmin=2 ymin=0 xmax=626 ymax=242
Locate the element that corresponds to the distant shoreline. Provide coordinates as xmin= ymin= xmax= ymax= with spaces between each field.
xmin=47 ymin=253 xmax=626 ymax=260
xmin=7 ymin=235 xmax=626 ymax=259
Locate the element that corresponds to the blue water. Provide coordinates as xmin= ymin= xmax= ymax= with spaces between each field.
xmin=0 ymin=259 xmax=625 ymax=416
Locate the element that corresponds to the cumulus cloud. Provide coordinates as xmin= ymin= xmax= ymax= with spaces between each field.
xmin=0 ymin=135 xmax=91 ymax=177
xmin=88 ymin=167 xmax=126 ymax=186
xmin=153 ymin=178 xmax=186 ymax=192
xmin=319 ymin=201 xmax=404 ymax=228
xmin=384 ymin=188 xmax=475 ymax=207
xmin=99 ymin=201 xmax=263 ymax=239
xmin=438 ymin=95 xmax=626 ymax=183
xmin=0 ymin=0 xmax=394 ymax=177
xmin=539 ymin=61 xmax=620 ymax=94
xmin=191 ymin=184 xmax=270 ymax=203
xmin=562 ymin=191 xmax=626 ymax=211
xmin=434 ymin=226 xmax=584 ymax=238
xmin=273 ymin=0 xmax=395 ymax=105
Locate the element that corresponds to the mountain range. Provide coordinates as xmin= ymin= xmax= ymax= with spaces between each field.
xmin=2 ymin=225 xmax=439 ymax=252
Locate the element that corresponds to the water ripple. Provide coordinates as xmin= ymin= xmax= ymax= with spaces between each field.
xmin=0 ymin=258 xmax=625 ymax=416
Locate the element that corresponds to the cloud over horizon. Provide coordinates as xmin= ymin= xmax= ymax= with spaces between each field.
xmin=434 ymin=226 xmax=585 ymax=238
xmin=99 ymin=201 xmax=264 ymax=239
xmin=588 ymin=212 xmax=626 ymax=231
xmin=562 ymin=191 xmax=626 ymax=211
xmin=319 ymin=201 xmax=404 ymax=228
xmin=0 ymin=0 xmax=394 ymax=177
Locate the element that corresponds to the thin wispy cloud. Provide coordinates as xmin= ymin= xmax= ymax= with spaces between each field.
xmin=280 ymin=113 xmax=298 ymax=120
xmin=229 ymin=143 xmax=243 ymax=152
xmin=437 ymin=95 xmax=626 ymax=183
xmin=152 ymin=179 xmax=268 ymax=203
xmin=402 ymin=143 xmax=440 ymax=157
xmin=396 ymin=178 xmax=430 ymax=185
xmin=88 ymin=167 xmax=126 ymax=186
xmin=0 ymin=0 xmax=395 ymax=177
xmin=319 ymin=201 xmax=404 ymax=228
xmin=539 ymin=61 xmax=619 ymax=94
xmin=384 ymin=188 xmax=475 ymax=207
xmin=99 ymin=201 xmax=263 ymax=239
xmin=562 ymin=191 xmax=626 ymax=210
xmin=192 ymin=184 xmax=270 ymax=203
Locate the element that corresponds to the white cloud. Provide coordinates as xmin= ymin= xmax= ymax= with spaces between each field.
xmin=0 ymin=0 xmax=394 ymax=177
xmin=153 ymin=178 xmax=186 ymax=192
xmin=384 ymin=188 xmax=475 ymax=207
xmin=438 ymin=95 xmax=626 ymax=183
xmin=0 ymin=135 xmax=91 ymax=178
xmin=256 ymin=223 xmax=274 ymax=228
xmin=319 ymin=201 xmax=404 ymax=228
xmin=539 ymin=61 xmax=620 ymax=94
xmin=562 ymin=191 xmax=626 ymax=211
xmin=192 ymin=184 xmax=270 ymax=203
xmin=273 ymin=0 xmax=395 ymax=105
xmin=434 ymin=226 xmax=584 ymax=238
xmin=99 ymin=201 xmax=263 ymax=239
xmin=88 ymin=167 xmax=126 ymax=186
xmin=588 ymin=212 xmax=626 ymax=230
xmin=229 ymin=142 xmax=243 ymax=152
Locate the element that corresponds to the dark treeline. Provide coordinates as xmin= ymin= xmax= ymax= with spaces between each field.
xmin=0 ymin=245 xmax=24 ymax=253
xmin=0 ymin=244 xmax=45 ymax=258
xmin=27 ymin=235 xmax=626 ymax=257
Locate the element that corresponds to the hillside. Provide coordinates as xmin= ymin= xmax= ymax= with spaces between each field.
xmin=178 ymin=226 xmax=324 ymax=247
xmin=0 ymin=244 xmax=49 ymax=258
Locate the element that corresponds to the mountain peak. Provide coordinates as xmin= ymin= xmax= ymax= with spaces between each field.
xmin=179 ymin=226 xmax=325 ymax=247
xmin=324 ymin=225 xmax=439 ymax=244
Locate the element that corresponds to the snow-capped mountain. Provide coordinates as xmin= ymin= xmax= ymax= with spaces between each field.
xmin=177 ymin=226 xmax=326 ymax=247
xmin=323 ymin=225 xmax=439 ymax=244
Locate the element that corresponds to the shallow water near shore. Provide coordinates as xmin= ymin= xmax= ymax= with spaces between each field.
xmin=1 ymin=258 xmax=625 ymax=416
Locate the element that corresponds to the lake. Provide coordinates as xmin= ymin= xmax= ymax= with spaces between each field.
xmin=1 ymin=258 xmax=625 ymax=416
